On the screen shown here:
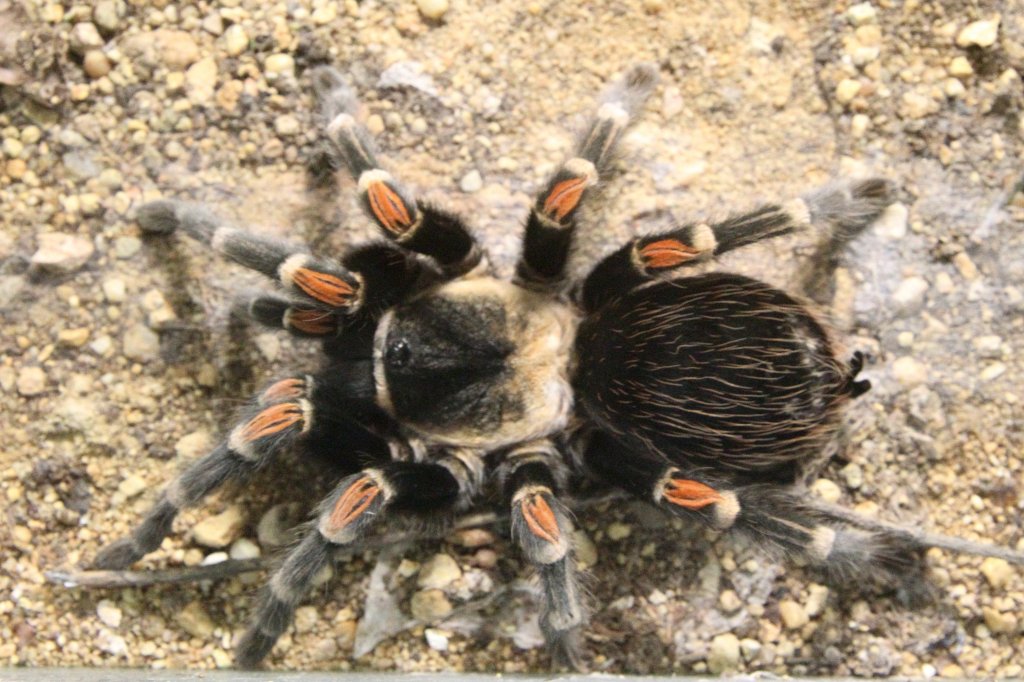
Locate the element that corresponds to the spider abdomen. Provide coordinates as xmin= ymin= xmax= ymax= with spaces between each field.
xmin=574 ymin=273 xmax=854 ymax=485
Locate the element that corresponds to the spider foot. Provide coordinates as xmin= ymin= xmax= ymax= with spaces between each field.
xmin=511 ymin=486 xmax=572 ymax=564
xmin=656 ymin=470 xmax=739 ymax=530
xmin=318 ymin=471 xmax=389 ymax=544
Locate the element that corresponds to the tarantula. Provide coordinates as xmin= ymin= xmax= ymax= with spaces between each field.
xmin=90 ymin=64 xmax=1023 ymax=669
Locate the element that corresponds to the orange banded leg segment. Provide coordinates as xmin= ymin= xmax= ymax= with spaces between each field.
xmin=278 ymin=254 xmax=362 ymax=311
xmin=92 ymin=377 xmax=318 ymax=571
xmin=516 ymin=65 xmax=657 ymax=291
xmin=323 ymin=91 xmax=481 ymax=275
xmin=505 ymin=452 xmax=584 ymax=669
xmin=318 ymin=471 xmax=387 ymax=545
xmin=248 ymin=295 xmax=340 ymax=338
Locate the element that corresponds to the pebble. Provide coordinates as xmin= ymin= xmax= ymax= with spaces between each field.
xmin=846 ymin=2 xmax=877 ymax=25
xmin=874 ymin=202 xmax=908 ymax=240
xmin=956 ymin=17 xmax=1000 ymax=48
xmin=982 ymin=607 xmax=1017 ymax=634
xmin=718 ymin=589 xmax=742 ymax=612
xmin=31 ymin=233 xmax=95 ymax=273
xmin=810 ymin=478 xmax=842 ymax=503
xmin=606 ymin=522 xmax=631 ymax=541
xmin=17 ymin=367 xmax=46 ymax=396
xmin=93 ymin=0 xmax=121 ymax=33
xmin=186 ymin=57 xmax=218 ymax=104
xmin=274 ymin=114 xmax=300 ymax=136
xmin=417 ymin=553 xmax=461 ymax=589
xmin=174 ymin=430 xmax=211 ymax=459
xmin=113 ymin=236 xmax=141 ymax=259
xmin=154 ymin=30 xmax=200 ymax=70
xmin=201 ymin=12 xmax=223 ymax=36
xmin=70 ymin=23 xmax=104 ymax=56
xmin=201 ymin=551 xmax=228 ymax=566
xmin=900 ymin=91 xmax=938 ymax=120
xmin=191 ymin=505 xmax=245 ymax=548
xmin=83 ymin=50 xmax=111 ymax=79
xmin=739 ymin=638 xmax=762 ymax=661
xmin=311 ymin=5 xmax=337 ymax=24
xmin=778 ymin=599 xmax=809 ymax=629
xmin=424 ymin=628 xmax=449 ymax=651
xmin=117 ymin=475 xmax=147 ymax=498
xmin=707 ymin=632 xmax=740 ymax=673
xmin=264 ymin=53 xmax=295 ymax=79
xmin=459 ymin=169 xmax=483 ymax=193
xmin=176 ymin=601 xmax=215 ymax=638
xmin=953 ymin=252 xmax=979 ymax=280
xmin=840 ymin=462 xmax=864 ymax=489
xmin=835 ymin=78 xmax=861 ymax=105
xmin=972 ymin=335 xmax=1002 ymax=358
xmin=573 ymin=529 xmax=598 ymax=569
xmin=224 ymin=25 xmax=248 ymax=57
xmin=980 ymin=362 xmax=1006 ymax=381
xmin=851 ymin=113 xmax=870 ymax=138
xmin=57 ymin=327 xmax=90 ymax=347
xmin=97 ymin=600 xmax=122 ymax=628
xmin=892 ymin=276 xmax=928 ymax=316
xmin=294 ymin=605 xmax=318 ymax=633
xmin=892 ymin=356 xmax=928 ymax=387
xmin=949 ymin=56 xmax=973 ymax=78
xmin=229 ymin=538 xmax=261 ymax=560
xmin=452 ymin=528 xmax=495 ymax=548
xmin=805 ymin=584 xmax=830 ymax=617
xmin=410 ymin=589 xmax=452 ymax=621
xmin=416 ymin=0 xmax=449 ymax=20
xmin=123 ymin=323 xmax=160 ymax=361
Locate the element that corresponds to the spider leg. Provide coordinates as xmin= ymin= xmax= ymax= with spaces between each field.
xmin=580 ymin=178 xmax=895 ymax=312
xmin=311 ymin=67 xmax=483 ymax=277
xmin=516 ymin=64 xmax=658 ymax=291
xmin=90 ymin=371 xmax=381 ymax=570
xmin=499 ymin=440 xmax=585 ymax=671
xmin=581 ymin=432 xmax=933 ymax=599
xmin=235 ymin=452 xmax=480 ymax=667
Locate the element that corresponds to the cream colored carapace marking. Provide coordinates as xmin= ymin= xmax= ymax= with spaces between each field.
xmin=373 ymin=278 xmax=579 ymax=450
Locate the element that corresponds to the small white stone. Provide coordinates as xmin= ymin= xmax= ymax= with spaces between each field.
xmin=117 ymin=475 xmax=147 ymax=499
xmin=980 ymin=362 xmax=1006 ymax=381
xmin=416 ymin=0 xmax=449 ymax=20
xmin=949 ymin=56 xmax=974 ymax=78
xmin=274 ymin=114 xmax=300 ymax=136
xmin=229 ymin=537 xmax=261 ymax=560
xmin=294 ymin=605 xmax=319 ymax=633
xmin=851 ymin=113 xmax=870 ymax=138
xmin=264 ymin=53 xmax=295 ymax=79
xmin=892 ymin=276 xmax=929 ymax=315
xmin=425 ymin=627 xmax=449 ymax=651
xmin=31 ymin=233 xmax=95 ymax=273
xmin=97 ymin=600 xmax=123 ymax=628
xmin=411 ymin=589 xmax=452 ymax=621
xmin=847 ymin=2 xmax=877 ymax=26
xmin=805 ymin=583 xmax=830 ymax=617
xmin=223 ymin=25 xmax=248 ymax=57
xmin=191 ymin=505 xmax=245 ymax=548
xmin=707 ymin=632 xmax=740 ymax=674
xmin=972 ymin=335 xmax=1002 ymax=358
xmin=417 ymin=553 xmax=461 ymax=589
xmin=606 ymin=522 xmax=632 ymax=541
xmin=102 ymin=277 xmax=127 ymax=302
xmin=892 ymin=356 xmax=928 ymax=387
xmin=459 ymin=169 xmax=483 ymax=193
xmin=835 ymin=78 xmax=861 ymax=105
xmin=811 ymin=478 xmax=842 ymax=503
xmin=17 ymin=366 xmax=46 ymax=396
xmin=648 ymin=589 xmax=668 ymax=605
xmin=956 ymin=17 xmax=1000 ymax=48
xmin=201 ymin=551 xmax=228 ymax=565
xmin=718 ymin=589 xmax=742 ymax=612
xmin=123 ymin=323 xmax=160 ymax=361
xmin=874 ymin=202 xmax=908 ymax=240
xmin=779 ymin=599 xmax=808 ymax=629
xmin=840 ymin=462 xmax=864 ymax=489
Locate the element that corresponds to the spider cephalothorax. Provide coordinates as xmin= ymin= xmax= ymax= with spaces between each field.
xmin=89 ymin=64 xmax=1023 ymax=670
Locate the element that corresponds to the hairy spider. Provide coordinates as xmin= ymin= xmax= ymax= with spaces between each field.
xmin=90 ymin=64 xmax=1023 ymax=669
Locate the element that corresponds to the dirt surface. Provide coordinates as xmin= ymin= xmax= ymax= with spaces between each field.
xmin=2 ymin=0 xmax=1023 ymax=676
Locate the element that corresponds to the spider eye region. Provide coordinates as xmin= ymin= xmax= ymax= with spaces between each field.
xmin=385 ymin=338 xmax=412 ymax=368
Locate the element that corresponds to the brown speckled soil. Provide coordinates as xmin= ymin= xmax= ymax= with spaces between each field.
xmin=2 ymin=0 xmax=1023 ymax=675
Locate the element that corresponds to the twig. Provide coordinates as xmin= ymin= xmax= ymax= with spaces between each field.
xmin=46 ymin=492 xmax=626 ymax=590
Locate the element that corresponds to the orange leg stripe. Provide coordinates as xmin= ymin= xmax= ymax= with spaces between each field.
xmin=327 ymin=477 xmax=381 ymax=533
xmin=238 ymin=403 xmax=303 ymax=443
xmin=290 ymin=268 xmax=356 ymax=307
xmin=522 ymin=494 xmax=560 ymax=544
xmin=366 ymin=182 xmax=414 ymax=235
xmin=639 ymin=239 xmax=700 ymax=269
xmin=663 ymin=478 xmax=723 ymax=510
xmin=542 ymin=177 xmax=589 ymax=222
xmin=261 ymin=378 xmax=305 ymax=402
xmin=286 ymin=308 xmax=337 ymax=335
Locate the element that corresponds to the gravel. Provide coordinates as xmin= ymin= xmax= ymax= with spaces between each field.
xmin=3 ymin=0 xmax=1023 ymax=676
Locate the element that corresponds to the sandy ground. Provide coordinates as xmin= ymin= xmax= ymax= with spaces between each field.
xmin=1 ymin=0 xmax=1023 ymax=675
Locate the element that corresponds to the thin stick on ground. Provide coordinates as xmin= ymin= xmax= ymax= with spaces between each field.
xmin=46 ymin=493 xmax=627 ymax=590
